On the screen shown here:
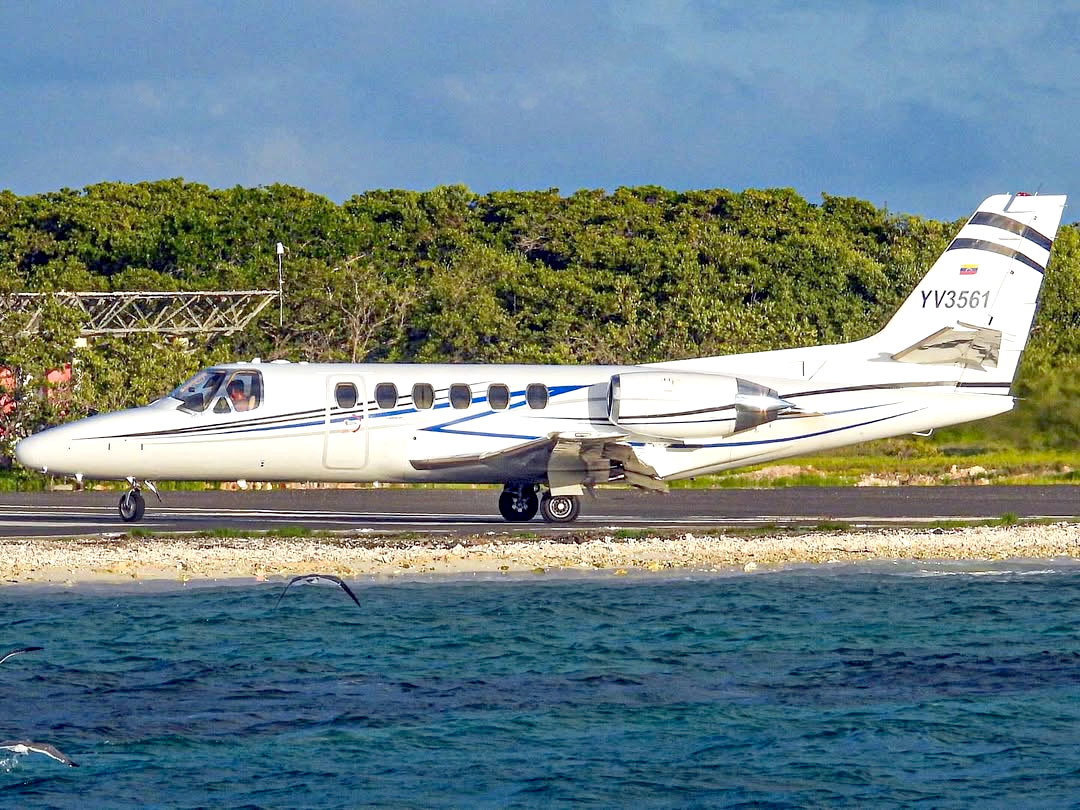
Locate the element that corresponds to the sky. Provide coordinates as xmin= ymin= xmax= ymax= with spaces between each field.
xmin=1 ymin=1 xmax=1078 ymax=220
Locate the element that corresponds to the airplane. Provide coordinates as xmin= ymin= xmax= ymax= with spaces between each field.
xmin=14 ymin=193 xmax=1067 ymax=524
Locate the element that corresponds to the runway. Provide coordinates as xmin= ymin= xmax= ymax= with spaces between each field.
xmin=0 ymin=486 xmax=1076 ymax=537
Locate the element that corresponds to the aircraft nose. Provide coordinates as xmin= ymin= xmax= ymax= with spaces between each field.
xmin=14 ymin=431 xmax=55 ymax=473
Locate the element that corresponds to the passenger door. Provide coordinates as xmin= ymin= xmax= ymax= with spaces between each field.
xmin=323 ymin=375 xmax=368 ymax=469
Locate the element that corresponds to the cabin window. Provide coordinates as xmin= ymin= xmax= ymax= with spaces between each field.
xmin=412 ymin=383 xmax=435 ymax=410
xmin=335 ymin=383 xmax=358 ymax=409
xmin=488 ymin=383 xmax=509 ymax=410
xmin=375 ymin=383 xmax=398 ymax=410
xmin=449 ymin=383 xmax=472 ymax=410
xmin=526 ymin=383 xmax=549 ymax=409
xmin=223 ymin=370 xmax=263 ymax=412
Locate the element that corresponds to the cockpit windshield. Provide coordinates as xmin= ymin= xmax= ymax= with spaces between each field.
xmin=169 ymin=368 xmax=265 ymax=414
xmin=169 ymin=369 xmax=227 ymax=413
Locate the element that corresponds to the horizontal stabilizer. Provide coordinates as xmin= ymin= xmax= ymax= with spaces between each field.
xmin=891 ymin=323 xmax=1001 ymax=370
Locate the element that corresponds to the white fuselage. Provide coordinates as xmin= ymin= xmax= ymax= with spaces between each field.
xmin=13 ymin=354 xmax=1013 ymax=485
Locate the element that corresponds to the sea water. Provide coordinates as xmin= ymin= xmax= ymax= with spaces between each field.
xmin=2 ymin=562 xmax=1080 ymax=808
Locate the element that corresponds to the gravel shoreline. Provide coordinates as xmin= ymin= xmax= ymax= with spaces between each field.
xmin=1 ymin=524 xmax=1078 ymax=585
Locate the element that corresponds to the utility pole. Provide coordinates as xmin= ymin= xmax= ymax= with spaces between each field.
xmin=276 ymin=242 xmax=285 ymax=327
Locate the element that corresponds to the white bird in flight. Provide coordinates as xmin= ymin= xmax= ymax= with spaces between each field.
xmin=275 ymin=574 xmax=362 ymax=609
xmin=0 ymin=741 xmax=79 ymax=767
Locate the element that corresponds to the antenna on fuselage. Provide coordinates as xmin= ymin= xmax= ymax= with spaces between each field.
xmin=275 ymin=242 xmax=285 ymax=327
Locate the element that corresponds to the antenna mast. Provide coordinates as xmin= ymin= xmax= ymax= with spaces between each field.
xmin=276 ymin=242 xmax=285 ymax=327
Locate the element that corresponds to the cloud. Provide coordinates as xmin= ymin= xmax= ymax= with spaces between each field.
xmin=0 ymin=1 xmax=1077 ymax=218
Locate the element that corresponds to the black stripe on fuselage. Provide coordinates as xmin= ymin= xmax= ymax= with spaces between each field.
xmin=90 ymin=406 xmax=335 ymax=440
xmin=618 ymin=403 xmax=736 ymax=420
xmin=947 ymin=237 xmax=1044 ymax=274
xmin=779 ymin=380 xmax=1010 ymax=398
xmin=968 ymin=211 xmax=1053 ymax=252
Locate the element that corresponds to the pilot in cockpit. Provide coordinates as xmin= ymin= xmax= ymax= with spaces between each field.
xmin=227 ymin=380 xmax=253 ymax=412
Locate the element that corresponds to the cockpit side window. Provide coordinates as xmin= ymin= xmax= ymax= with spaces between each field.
xmin=223 ymin=371 xmax=263 ymax=413
xmin=170 ymin=369 xmax=227 ymax=413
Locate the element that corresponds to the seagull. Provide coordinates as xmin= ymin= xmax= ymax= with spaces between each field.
xmin=0 ymin=647 xmax=42 ymax=665
xmin=0 ymin=741 xmax=79 ymax=767
xmin=275 ymin=574 xmax=362 ymax=610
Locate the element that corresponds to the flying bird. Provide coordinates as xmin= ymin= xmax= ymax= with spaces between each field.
xmin=0 ymin=740 xmax=79 ymax=767
xmin=0 ymin=647 xmax=42 ymax=665
xmin=275 ymin=574 xmax=362 ymax=610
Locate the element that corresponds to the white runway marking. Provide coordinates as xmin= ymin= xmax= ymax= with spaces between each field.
xmin=0 ymin=521 xmax=125 ymax=529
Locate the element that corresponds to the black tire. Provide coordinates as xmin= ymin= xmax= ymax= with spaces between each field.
xmin=498 ymin=489 xmax=539 ymax=522
xmin=119 ymin=490 xmax=145 ymax=522
xmin=540 ymin=494 xmax=580 ymax=523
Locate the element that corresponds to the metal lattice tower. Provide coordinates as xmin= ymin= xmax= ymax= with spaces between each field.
xmin=6 ymin=291 xmax=279 ymax=336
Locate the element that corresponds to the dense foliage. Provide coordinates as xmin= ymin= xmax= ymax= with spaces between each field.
xmin=1 ymin=180 xmax=1078 ymax=463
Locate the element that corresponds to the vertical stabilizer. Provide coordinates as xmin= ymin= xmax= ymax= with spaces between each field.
xmin=872 ymin=193 xmax=1067 ymax=392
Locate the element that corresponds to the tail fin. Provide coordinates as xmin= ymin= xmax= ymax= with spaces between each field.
xmin=873 ymin=193 xmax=1067 ymax=393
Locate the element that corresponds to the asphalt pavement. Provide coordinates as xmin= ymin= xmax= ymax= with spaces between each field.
xmin=0 ymin=485 xmax=1075 ymax=537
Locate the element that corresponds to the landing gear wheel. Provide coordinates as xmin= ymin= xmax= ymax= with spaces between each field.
xmin=119 ymin=490 xmax=145 ymax=522
xmin=540 ymin=493 xmax=580 ymax=524
xmin=499 ymin=487 xmax=539 ymax=522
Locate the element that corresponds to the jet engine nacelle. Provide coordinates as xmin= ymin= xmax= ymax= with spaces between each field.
xmin=607 ymin=371 xmax=793 ymax=441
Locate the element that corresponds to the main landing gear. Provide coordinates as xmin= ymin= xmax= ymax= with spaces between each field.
xmin=118 ymin=478 xmax=160 ymax=523
xmin=539 ymin=492 xmax=580 ymax=523
xmin=498 ymin=484 xmax=581 ymax=524
xmin=499 ymin=484 xmax=539 ymax=522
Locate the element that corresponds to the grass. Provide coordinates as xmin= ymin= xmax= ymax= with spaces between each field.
xmin=813 ymin=520 xmax=851 ymax=531
xmin=613 ymin=529 xmax=654 ymax=540
xmin=266 ymin=526 xmax=313 ymax=538
xmin=208 ymin=528 xmax=247 ymax=539
xmin=671 ymin=443 xmax=1080 ymax=488
xmin=0 ymin=471 xmax=48 ymax=492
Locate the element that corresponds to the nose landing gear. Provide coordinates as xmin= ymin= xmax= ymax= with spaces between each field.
xmin=118 ymin=478 xmax=160 ymax=523
xmin=119 ymin=489 xmax=145 ymax=522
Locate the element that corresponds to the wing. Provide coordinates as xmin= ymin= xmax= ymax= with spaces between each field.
xmin=330 ymin=578 xmax=363 ymax=610
xmin=410 ymin=432 xmax=666 ymax=494
xmin=31 ymin=743 xmax=78 ymax=767
xmin=0 ymin=647 xmax=42 ymax=665
xmin=892 ymin=323 xmax=1001 ymax=370
xmin=310 ymin=575 xmax=362 ymax=609
xmin=409 ymin=434 xmax=557 ymax=476
xmin=274 ymin=576 xmax=304 ymax=609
